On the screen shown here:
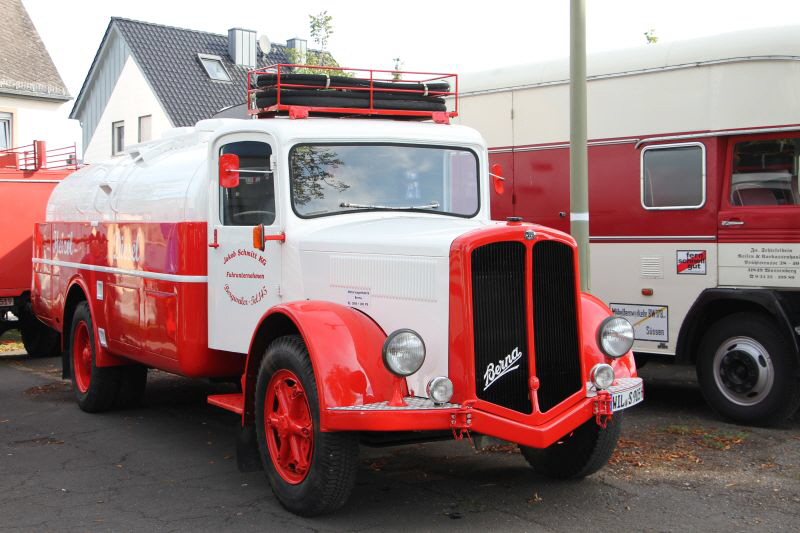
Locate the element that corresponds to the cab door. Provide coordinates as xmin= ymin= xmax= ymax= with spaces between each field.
xmin=208 ymin=134 xmax=282 ymax=353
xmin=718 ymin=133 xmax=800 ymax=287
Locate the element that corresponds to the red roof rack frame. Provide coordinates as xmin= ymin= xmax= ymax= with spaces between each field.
xmin=247 ymin=64 xmax=458 ymax=124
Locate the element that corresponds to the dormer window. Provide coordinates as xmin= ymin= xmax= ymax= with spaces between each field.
xmin=198 ymin=54 xmax=230 ymax=81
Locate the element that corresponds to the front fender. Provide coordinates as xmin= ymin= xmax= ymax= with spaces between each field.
xmin=579 ymin=292 xmax=637 ymax=380
xmin=246 ymin=301 xmax=403 ymax=424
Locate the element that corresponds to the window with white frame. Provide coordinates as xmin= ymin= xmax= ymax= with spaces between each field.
xmin=198 ymin=54 xmax=231 ymax=81
xmin=641 ymin=143 xmax=705 ymax=209
xmin=112 ymin=121 xmax=125 ymax=155
xmin=138 ymin=115 xmax=152 ymax=143
xmin=0 ymin=112 xmax=12 ymax=150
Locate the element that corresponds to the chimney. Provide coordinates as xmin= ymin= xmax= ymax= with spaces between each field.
xmin=228 ymin=28 xmax=257 ymax=68
xmin=286 ymin=37 xmax=307 ymax=64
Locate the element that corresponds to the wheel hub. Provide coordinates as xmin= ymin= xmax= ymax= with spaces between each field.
xmin=264 ymin=369 xmax=313 ymax=484
xmin=712 ymin=337 xmax=773 ymax=406
xmin=72 ymin=321 xmax=92 ymax=394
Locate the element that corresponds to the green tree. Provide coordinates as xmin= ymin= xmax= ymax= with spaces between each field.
xmin=286 ymin=11 xmax=343 ymax=74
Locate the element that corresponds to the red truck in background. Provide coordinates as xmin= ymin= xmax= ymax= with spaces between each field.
xmin=0 ymin=140 xmax=77 ymax=356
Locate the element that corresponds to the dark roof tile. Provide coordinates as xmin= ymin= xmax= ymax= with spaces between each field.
xmin=0 ymin=0 xmax=70 ymax=100
xmin=112 ymin=18 xmax=294 ymax=127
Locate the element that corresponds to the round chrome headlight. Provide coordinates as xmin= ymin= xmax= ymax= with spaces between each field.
xmin=382 ymin=329 xmax=426 ymax=376
xmin=598 ymin=316 xmax=634 ymax=358
xmin=427 ymin=376 xmax=453 ymax=404
xmin=590 ymin=363 xmax=615 ymax=390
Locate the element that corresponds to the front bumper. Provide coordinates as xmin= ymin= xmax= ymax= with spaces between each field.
xmin=323 ymin=377 xmax=643 ymax=449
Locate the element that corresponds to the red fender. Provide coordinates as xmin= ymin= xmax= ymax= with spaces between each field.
xmin=244 ymin=301 xmax=404 ymax=428
xmin=62 ymin=277 xmax=126 ymax=367
xmin=579 ymin=292 xmax=637 ymax=379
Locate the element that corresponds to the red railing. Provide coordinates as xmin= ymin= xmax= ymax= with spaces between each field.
xmin=247 ymin=64 xmax=458 ymax=123
xmin=0 ymin=140 xmax=78 ymax=171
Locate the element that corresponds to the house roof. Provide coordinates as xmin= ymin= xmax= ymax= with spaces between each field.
xmin=82 ymin=17 xmax=300 ymax=127
xmin=0 ymin=0 xmax=70 ymax=100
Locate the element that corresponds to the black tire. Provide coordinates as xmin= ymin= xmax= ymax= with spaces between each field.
xmin=519 ymin=413 xmax=623 ymax=479
xmin=696 ymin=312 xmax=800 ymax=426
xmin=68 ymin=302 xmax=122 ymax=413
xmin=19 ymin=303 xmax=60 ymax=358
xmin=255 ymin=335 xmax=359 ymax=516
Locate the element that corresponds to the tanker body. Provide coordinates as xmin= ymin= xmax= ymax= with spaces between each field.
xmin=33 ymin=92 xmax=643 ymax=515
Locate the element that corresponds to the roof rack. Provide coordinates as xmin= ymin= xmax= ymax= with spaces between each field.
xmin=247 ymin=65 xmax=458 ymax=124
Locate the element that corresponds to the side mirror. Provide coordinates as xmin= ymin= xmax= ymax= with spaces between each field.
xmin=219 ymin=153 xmax=240 ymax=188
xmin=490 ymin=163 xmax=505 ymax=195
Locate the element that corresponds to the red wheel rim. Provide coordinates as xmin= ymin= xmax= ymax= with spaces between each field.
xmin=264 ymin=369 xmax=313 ymax=484
xmin=72 ymin=321 xmax=92 ymax=394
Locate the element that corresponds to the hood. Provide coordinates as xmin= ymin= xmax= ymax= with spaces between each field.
xmin=295 ymin=214 xmax=495 ymax=257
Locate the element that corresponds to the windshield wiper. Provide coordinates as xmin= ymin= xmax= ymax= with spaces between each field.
xmin=339 ymin=201 xmax=440 ymax=210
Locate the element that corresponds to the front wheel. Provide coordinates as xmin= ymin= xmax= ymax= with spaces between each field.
xmin=520 ymin=413 xmax=622 ymax=479
xmin=255 ymin=335 xmax=359 ymax=516
xmin=697 ymin=312 xmax=800 ymax=426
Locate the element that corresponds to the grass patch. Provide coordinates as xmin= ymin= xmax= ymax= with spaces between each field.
xmin=0 ymin=329 xmax=23 ymax=353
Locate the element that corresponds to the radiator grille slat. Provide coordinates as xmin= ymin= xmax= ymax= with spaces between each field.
xmin=532 ymin=241 xmax=583 ymax=412
xmin=471 ymin=242 xmax=532 ymax=413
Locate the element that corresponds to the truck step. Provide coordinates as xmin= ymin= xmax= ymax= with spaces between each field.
xmin=207 ymin=393 xmax=244 ymax=414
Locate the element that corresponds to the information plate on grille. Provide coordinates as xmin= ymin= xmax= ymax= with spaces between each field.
xmin=0 ymin=297 xmax=13 ymax=307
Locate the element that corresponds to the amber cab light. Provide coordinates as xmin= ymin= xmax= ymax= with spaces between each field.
xmin=253 ymin=224 xmax=265 ymax=251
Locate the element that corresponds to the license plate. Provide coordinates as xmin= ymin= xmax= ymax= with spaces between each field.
xmin=611 ymin=382 xmax=644 ymax=412
xmin=0 ymin=297 xmax=13 ymax=307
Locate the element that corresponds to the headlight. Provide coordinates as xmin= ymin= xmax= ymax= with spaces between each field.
xmin=590 ymin=363 xmax=615 ymax=390
xmin=427 ymin=376 xmax=453 ymax=404
xmin=597 ymin=316 xmax=634 ymax=358
xmin=382 ymin=329 xmax=426 ymax=376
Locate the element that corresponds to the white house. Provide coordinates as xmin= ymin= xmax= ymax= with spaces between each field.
xmin=0 ymin=0 xmax=72 ymax=151
xmin=70 ymin=18 xmax=317 ymax=163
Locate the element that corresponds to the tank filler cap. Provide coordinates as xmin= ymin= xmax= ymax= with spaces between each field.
xmin=506 ymin=216 xmax=523 ymax=226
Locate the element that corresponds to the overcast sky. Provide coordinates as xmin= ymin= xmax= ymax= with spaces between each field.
xmin=22 ymin=0 xmax=800 ymax=98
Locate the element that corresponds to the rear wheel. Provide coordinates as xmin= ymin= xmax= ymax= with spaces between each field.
xmin=69 ymin=302 xmax=123 ymax=413
xmin=19 ymin=303 xmax=60 ymax=358
xmin=255 ymin=335 xmax=359 ymax=516
xmin=697 ymin=312 xmax=800 ymax=426
xmin=520 ymin=413 xmax=622 ymax=479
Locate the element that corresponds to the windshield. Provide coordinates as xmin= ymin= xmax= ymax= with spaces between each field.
xmin=289 ymin=144 xmax=479 ymax=218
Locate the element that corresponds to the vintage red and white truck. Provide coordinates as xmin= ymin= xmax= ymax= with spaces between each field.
xmin=1 ymin=140 xmax=75 ymax=355
xmin=31 ymin=67 xmax=642 ymax=515
xmin=455 ymin=26 xmax=800 ymax=425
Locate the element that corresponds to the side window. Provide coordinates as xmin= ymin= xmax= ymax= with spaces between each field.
xmin=730 ymin=138 xmax=800 ymax=206
xmin=641 ymin=143 xmax=705 ymax=209
xmin=220 ymin=141 xmax=275 ymax=226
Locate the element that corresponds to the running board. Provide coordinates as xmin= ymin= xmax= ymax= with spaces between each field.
xmin=207 ymin=393 xmax=244 ymax=414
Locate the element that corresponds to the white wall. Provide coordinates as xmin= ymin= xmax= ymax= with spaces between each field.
xmin=0 ymin=95 xmax=80 ymax=152
xmin=82 ymin=56 xmax=172 ymax=163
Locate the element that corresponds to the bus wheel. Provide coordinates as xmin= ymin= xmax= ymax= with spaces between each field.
xmin=69 ymin=302 xmax=121 ymax=413
xmin=697 ymin=312 xmax=800 ymax=426
xmin=19 ymin=303 xmax=60 ymax=358
xmin=519 ymin=413 xmax=622 ymax=479
xmin=255 ymin=335 xmax=359 ymax=516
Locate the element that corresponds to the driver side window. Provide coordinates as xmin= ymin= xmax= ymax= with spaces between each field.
xmin=220 ymin=141 xmax=275 ymax=226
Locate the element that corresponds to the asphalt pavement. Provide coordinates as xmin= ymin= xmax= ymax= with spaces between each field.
xmin=1 ymin=352 xmax=798 ymax=532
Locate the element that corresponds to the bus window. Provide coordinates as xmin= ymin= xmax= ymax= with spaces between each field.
xmin=730 ymin=138 xmax=800 ymax=206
